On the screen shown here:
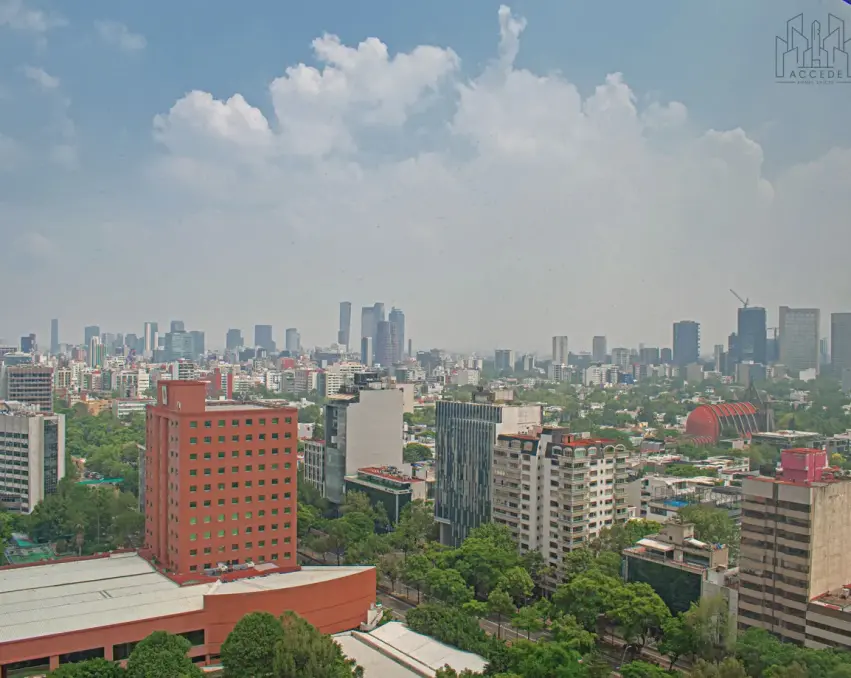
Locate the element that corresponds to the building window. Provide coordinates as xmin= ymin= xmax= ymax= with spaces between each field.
xmin=259 ymin=418 xmax=266 ymax=425
xmin=218 ymin=420 xmax=225 ymax=427
xmin=272 ymin=433 xmax=279 ymax=440
xmin=232 ymin=435 xmax=239 ymax=442
xmin=204 ymin=452 xmax=212 ymax=460
xmin=203 ymin=469 xmax=211 ymax=476
xmin=189 ymin=501 xmax=197 ymax=508
xmin=272 ymin=448 xmax=279 ymax=455
xmin=190 ymin=517 xmax=197 ymax=525
xmin=245 ymin=512 xmax=253 ymax=519
xmin=272 ymin=553 xmax=279 ymax=560
xmin=190 ymin=533 xmax=197 ymax=541
xmin=232 ymin=513 xmax=238 ymax=520
xmin=203 ymin=532 xmax=211 ymax=539
xmin=217 ymin=530 xmax=225 ymax=537
xmin=204 ymin=516 xmax=211 ymax=523
xmin=190 ymin=421 xmax=198 ymax=428
xmin=231 ymin=482 xmax=239 ymax=489
xmin=189 ymin=470 xmax=198 ymax=477
xmin=204 ymin=547 xmax=212 ymax=555
xmin=232 ymin=451 xmax=239 ymax=458
xmin=271 ymin=479 xmax=279 ymax=485
xmin=204 ymin=421 xmax=212 ymax=428
xmin=204 ymin=437 xmax=212 ymax=444
xmin=190 ymin=549 xmax=197 ymax=556
xmin=272 ymin=418 xmax=279 ymax=424
xmin=245 ymin=465 xmax=253 ymax=472
xmin=232 ymin=420 xmax=239 ymax=427
xmin=190 ymin=437 xmax=198 ymax=445
xmin=189 ymin=453 xmax=198 ymax=460
xmin=204 ymin=484 xmax=211 ymax=492
xmin=190 ymin=485 xmax=197 ymax=493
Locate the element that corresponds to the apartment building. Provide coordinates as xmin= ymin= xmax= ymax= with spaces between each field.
xmin=435 ymin=390 xmax=541 ymax=547
xmin=0 ymin=401 xmax=65 ymax=513
xmin=491 ymin=427 xmax=629 ymax=584
xmin=303 ymin=439 xmax=325 ymax=494
xmin=144 ymin=381 xmax=299 ymax=575
xmin=0 ymin=364 xmax=54 ymax=413
xmin=739 ymin=448 xmax=851 ymax=648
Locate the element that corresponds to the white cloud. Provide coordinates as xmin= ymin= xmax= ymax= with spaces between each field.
xmin=0 ymin=0 xmax=64 ymax=33
xmin=143 ymin=5 xmax=850 ymax=350
xmin=23 ymin=65 xmax=59 ymax=89
xmin=95 ymin=20 xmax=146 ymax=52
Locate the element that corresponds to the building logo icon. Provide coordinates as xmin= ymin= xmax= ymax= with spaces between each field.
xmin=776 ymin=13 xmax=850 ymax=83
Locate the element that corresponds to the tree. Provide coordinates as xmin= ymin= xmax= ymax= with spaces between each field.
xmin=659 ymin=614 xmax=698 ymax=669
xmin=678 ymin=506 xmax=738 ymax=554
xmin=619 ymin=661 xmax=672 ymax=678
xmin=48 ymin=659 xmax=125 ymax=678
xmin=378 ymin=552 xmax=404 ymax=592
xmin=487 ymin=588 xmax=516 ymax=639
xmin=513 ymin=603 xmax=546 ymax=640
xmin=125 ymin=631 xmax=204 ymax=678
xmin=402 ymin=552 xmax=433 ymax=603
xmin=404 ymin=442 xmax=434 ymax=463
xmin=606 ymin=582 xmax=671 ymax=649
xmin=448 ymin=523 xmax=522 ymax=598
xmin=427 ymin=567 xmax=473 ymax=605
xmin=548 ymin=615 xmax=597 ymax=654
xmin=273 ymin=611 xmax=363 ymax=678
xmin=552 ymin=570 xmax=622 ymax=631
xmin=690 ymin=658 xmax=747 ymax=678
xmin=498 ymin=566 xmax=534 ymax=606
xmin=394 ymin=499 xmax=435 ymax=554
xmin=221 ymin=611 xmax=284 ymax=678
xmin=593 ymin=520 xmax=662 ymax=553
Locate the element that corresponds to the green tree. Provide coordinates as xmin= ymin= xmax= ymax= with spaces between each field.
xmin=659 ymin=614 xmax=698 ymax=669
xmin=513 ymin=603 xmax=547 ymax=640
xmin=548 ymin=615 xmax=597 ymax=654
xmin=427 ymin=567 xmax=473 ymax=605
xmin=448 ymin=523 xmax=522 ymax=598
xmin=498 ymin=566 xmax=534 ymax=606
xmin=606 ymin=582 xmax=671 ymax=648
xmin=48 ymin=658 xmax=125 ymax=678
xmin=404 ymin=442 xmax=433 ymax=463
xmin=394 ymin=499 xmax=436 ymax=554
xmin=402 ymin=552 xmax=433 ymax=603
xmin=273 ymin=611 xmax=363 ymax=677
xmin=125 ymin=631 xmax=204 ymax=678
xmin=593 ymin=520 xmax=662 ymax=553
xmin=487 ymin=588 xmax=516 ymax=639
xmin=678 ymin=506 xmax=738 ymax=555
xmin=619 ymin=661 xmax=672 ymax=678
xmin=552 ymin=570 xmax=622 ymax=631
xmin=221 ymin=611 xmax=284 ymax=678
xmin=690 ymin=658 xmax=747 ymax=678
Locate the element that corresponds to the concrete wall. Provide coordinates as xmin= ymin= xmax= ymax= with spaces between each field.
xmin=345 ymin=389 xmax=404 ymax=474
xmin=810 ymin=482 xmax=851 ymax=598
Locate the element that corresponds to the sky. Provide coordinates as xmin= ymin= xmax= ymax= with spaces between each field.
xmin=1 ymin=0 xmax=850 ymax=355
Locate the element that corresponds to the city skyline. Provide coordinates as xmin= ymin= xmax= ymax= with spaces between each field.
xmin=1 ymin=1 xmax=849 ymax=351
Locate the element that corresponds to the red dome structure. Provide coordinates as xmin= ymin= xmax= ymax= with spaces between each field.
xmin=685 ymin=402 xmax=761 ymax=444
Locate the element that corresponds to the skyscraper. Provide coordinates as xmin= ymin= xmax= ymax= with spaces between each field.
xmin=50 ymin=319 xmax=59 ymax=355
xmin=552 ymin=336 xmax=569 ymax=364
xmin=338 ymin=302 xmax=352 ymax=348
xmin=254 ymin=325 xmax=275 ymax=353
xmin=737 ymin=307 xmax=767 ymax=365
xmin=373 ymin=302 xmax=385 ymax=324
xmin=84 ymin=325 xmax=100 ymax=348
xmin=672 ymin=321 xmax=700 ymax=366
xmin=170 ymin=320 xmax=185 ymax=333
xmin=20 ymin=334 xmax=36 ymax=354
xmin=832 ymin=313 xmax=851 ymax=375
xmin=189 ymin=330 xmax=206 ymax=357
xmin=360 ymin=337 xmax=373 ymax=367
xmin=285 ymin=328 xmax=300 ymax=354
xmin=226 ymin=328 xmax=243 ymax=351
xmin=389 ymin=307 xmax=405 ymax=363
xmin=779 ymin=306 xmax=820 ymax=373
xmin=89 ymin=336 xmax=105 ymax=368
xmin=494 ymin=349 xmax=515 ymax=372
xmin=375 ymin=321 xmax=399 ymax=367
xmin=360 ymin=306 xmax=376 ymax=351
xmin=143 ymin=322 xmax=157 ymax=355
xmin=592 ymin=336 xmax=607 ymax=362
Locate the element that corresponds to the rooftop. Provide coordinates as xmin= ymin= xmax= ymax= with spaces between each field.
xmin=753 ymin=430 xmax=821 ymax=439
xmin=0 ymin=552 xmax=371 ymax=645
xmin=359 ymin=466 xmax=422 ymax=483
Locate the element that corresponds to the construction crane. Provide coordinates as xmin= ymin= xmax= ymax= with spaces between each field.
xmin=730 ymin=289 xmax=749 ymax=309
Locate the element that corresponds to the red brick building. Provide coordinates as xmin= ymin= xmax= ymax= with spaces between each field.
xmin=145 ymin=381 xmax=299 ymax=574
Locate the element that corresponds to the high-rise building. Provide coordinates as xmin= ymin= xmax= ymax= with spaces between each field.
xmin=673 ymin=321 xmax=700 ymax=366
xmin=170 ymin=320 xmax=185 ymax=333
xmin=435 ymin=390 xmax=541 ymax=546
xmin=611 ymin=347 xmax=631 ymax=369
xmin=360 ymin=337 xmax=374 ymax=367
xmin=494 ymin=349 xmax=515 ymax=372
xmin=389 ymin=308 xmax=405 ymax=364
xmin=285 ymin=328 xmax=300 ymax=354
xmin=254 ymin=325 xmax=275 ymax=353
xmin=360 ymin=306 xmax=376 ymax=346
xmin=492 ymin=428 xmax=628 ymax=587
xmin=50 ymin=319 xmax=59 ymax=355
xmin=144 ymin=380 xmax=299 ymax=575
xmin=88 ymin=336 xmax=106 ymax=368
xmin=143 ymin=322 xmax=157 ymax=355
xmin=592 ymin=336 xmax=607 ymax=363
xmin=226 ymin=328 xmax=243 ymax=351
xmin=319 ymin=373 xmax=403 ymax=504
xmin=0 ymin=401 xmax=65 ymax=513
xmin=338 ymin=302 xmax=352 ymax=348
xmin=660 ymin=347 xmax=673 ymax=364
xmin=0 ymin=364 xmax=53 ymax=413
xmin=83 ymin=325 xmax=100 ymax=348
xmin=639 ymin=347 xmax=660 ymax=365
xmin=373 ymin=302 xmax=385 ymax=324
xmin=831 ymin=313 xmax=851 ymax=375
xmin=189 ymin=331 xmax=206 ymax=357
xmin=164 ymin=332 xmax=194 ymax=362
xmin=552 ymin=336 xmax=569 ymax=365
xmin=737 ymin=307 xmax=767 ymax=365
xmin=738 ymin=448 xmax=851 ymax=648
xmin=779 ymin=306 xmax=820 ymax=374
xmin=19 ymin=334 xmax=36 ymax=354
xmin=375 ymin=321 xmax=399 ymax=367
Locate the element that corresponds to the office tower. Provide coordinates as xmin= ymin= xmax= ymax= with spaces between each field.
xmin=611 ymin=347 xmax=631 ymax=369
xmin=375 ymin=321 xmax=399 ymax=367
xmin=661 ymin=347 xmax=673 ymax=364
xmin=50 ymin=319 xmax=59 ymax=355
xmin=492 ymin=428 xmax=628 ymax=587
xmin=672 ymin=321 xmax=700 ymax=366
xmin=338 ymin=302 xmax=352 ymax=348
xmin=254 ymin=324 xmax=275 ymax=353
xmin=592 ymin=336 xmax=607 ymax=363
xmin=88 ymin=336 xmax=106 ymax=368
xmin=83 ymin=325 xmax=100 ymax=348
xmin=188 ymin=330 xmax=205 ymax=357
xmin=494 ymin=349 xmax=515 ymax=372
xmin=143 ymin=322 xmax=157 ymax=355
xmin=361 ymin=337 xmax=373 ymax=367
xmin=738 ymin=448 xmax=851 ymax=646
xmin=737 ymin=307 xmax=767 ymax=365
xmin=389 ymin=308 xmax=405 ymax=364
xmin=125 ymin=334 xmax=141 ymax=354
xmin=360 ymin=306 xmax=376 ymax=346
xmin=285 ymin=328 xmax=300 ymax=354
xmin=0 ymin=364 xmax=53 ymax=413
xmin=435 ymin=390 xmax=541 ymax=547
xmin=552 ymin=336 xmax=569 ymax=365
xmin=0 ymin=401 xmax=65 ymax=513
xmin=408 ymin=338 xmax=412 ymax=358
xmin=779 ymin=307 xmax=820 ymax=373
xmin=831 ymin=313 xmax=851 ymax=374
xmin=714 ymin=344 xmax=725 ymax=373
xmin=170 ymin=320 xmax=185 ymax=333
xmin=164 ymin=331 xmax=193 ymax=362
xmin=20 ymin=334 xmax=36 ymax=354
xmin=639 ymin=347 xmax=660 ymax=365
xmin=373 ymin=302 xmax=385 ymax=324
xmin=319 ymin=373 xmax=404 ymax=504
xmin=226 ymin=328 xmax=244 ymax=351
xmin=144 ymin=380 xmax=298 ymax=575
xmin=819 ymin=338 xmax=829 ymax=366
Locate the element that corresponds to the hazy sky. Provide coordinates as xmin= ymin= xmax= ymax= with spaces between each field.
xmin=1 ymin=0 xmax=849 ymax=354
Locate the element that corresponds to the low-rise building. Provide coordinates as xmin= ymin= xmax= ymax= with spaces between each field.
xmin=344 ymin=466 xmax=427 ymax=523
xmin=111 ymin=398 xmax=155 ymax=419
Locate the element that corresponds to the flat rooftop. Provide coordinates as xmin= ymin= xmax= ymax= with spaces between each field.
xmin=203 ymin=402 xmax=276 ymax=411
xmin=0 ymin=552 xmax=371 ymax=645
